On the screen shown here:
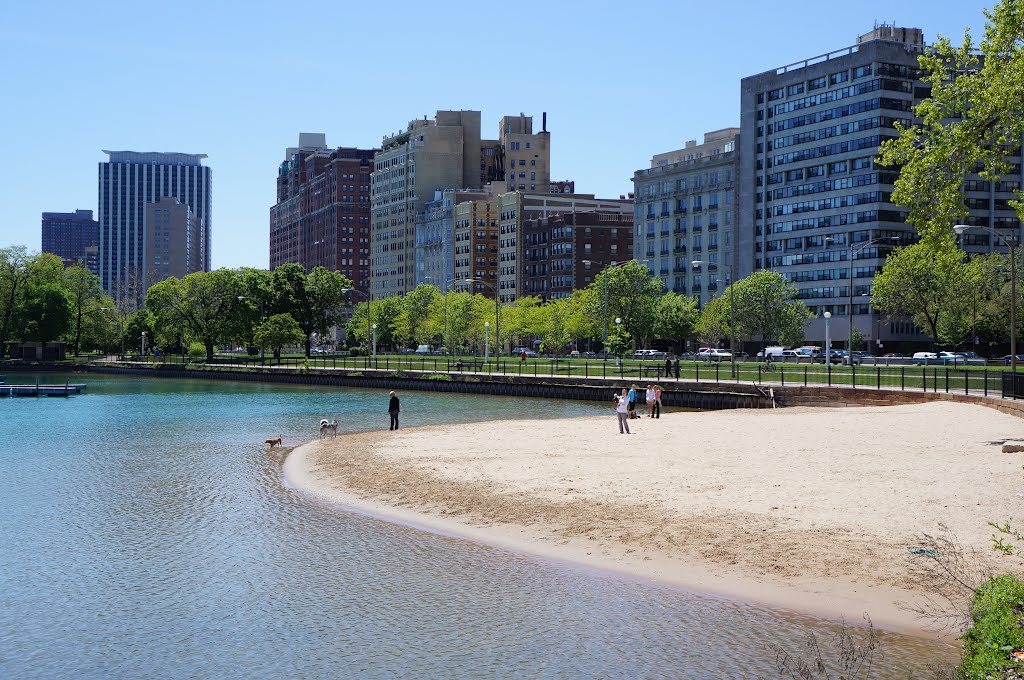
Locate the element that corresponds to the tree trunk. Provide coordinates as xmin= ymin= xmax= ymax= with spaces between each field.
xmin=205 ymin=339 xmax=215 ymax=362
xmin=305 ymin=334 xmax=312 ymax=358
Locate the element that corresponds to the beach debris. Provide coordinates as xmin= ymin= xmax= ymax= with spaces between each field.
xmin=1013 ymin=650 xmax=1024 ymax=662
xmin=905 ymin=547 xmax=940 ymax=557
xmin=1002 ymin=443 xmax=1024 ymax=453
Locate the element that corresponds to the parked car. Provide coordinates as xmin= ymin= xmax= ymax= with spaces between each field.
xmin=698 ymin=348 xmax=733 ymax=362
xmin=779 ymin=350 xmax=800 ymax=361
xmin=812 ymin=350 xmax=845 ymax=364
xmin=568 ymin=350 xmax=581 ymax=358
xmin=581 ymin=351 xmax=596 ymax=358
xmin=881 ymin=353 xmax=906 ymax=359
xmin=911 ymin=351 xmax=938 ymax=365
xmin=1003 ymin=355 xmax=1024 ymax=365
xmin=511 ymin=347 xmax=539 ymax=358
xmin=733 ymin=351 xmax=750 ymax=360
xmin=632 ymin=349 xmax=667 ymax=359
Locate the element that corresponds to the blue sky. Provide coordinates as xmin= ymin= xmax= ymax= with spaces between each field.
xmin=0 ymin=0 xmax=993 ymax=270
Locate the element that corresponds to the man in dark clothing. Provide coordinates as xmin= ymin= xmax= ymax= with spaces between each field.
xmin=673 ymin=358 xmax=681 ymax=380
xmin=388 ymin=391 xmax=401 ymax=430
xmin=664 ymin=356 xmax=672 ymax=378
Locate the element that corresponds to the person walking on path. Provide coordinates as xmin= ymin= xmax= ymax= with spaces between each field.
xmin=664 ymin=356 xmax=672 ymax=379
xmin=521 ymin=349 xmax=527 ymax=363
xmin=627 ymin=384 xmax=637 ymax=419
xmin=614 ymin=388 xmax=631 ymax=434
xmin=388 ymin=391 xmax=401 ymax=430
xmin=652 ymin=385 xmax=663 ymax=419
xmin=645 ymin=384 xmax=655 ymax=417
xmin=673 ymin=357 xmax=681 ymax=380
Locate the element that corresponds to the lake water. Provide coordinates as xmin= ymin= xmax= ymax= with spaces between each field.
xmin=0 ymin=372 xmax=957 ymax=678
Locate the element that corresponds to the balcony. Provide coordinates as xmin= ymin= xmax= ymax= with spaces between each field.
xmin=660 ymin=211 xmax=671 ymax=217
xmin=674 ymin=208 xmax=687 ymax=214
xmin=646 ymin=232 xmax=656 ymax=239
xmin=673 ymin=245 xmax=687 ymax=254
xmin=674 ymin=228 xmax=687 ymax=236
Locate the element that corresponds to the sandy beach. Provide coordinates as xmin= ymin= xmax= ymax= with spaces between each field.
xmin=283 ymin=401 xmax=1024 ymax=637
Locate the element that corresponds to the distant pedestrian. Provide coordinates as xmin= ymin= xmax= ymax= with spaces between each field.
xmin=665 ymin=356 xmax=672 ymax=378
xmin=673 ymin=358 xmax=681 ymax=380
xmin=614 ymin=388 xmax=631 ymax=434
xmin=653 ymin=385 xmax=662 ymax=418
xmin=521 ymin=349 xmax=527 ymax=363
xmin=388 ymin=391 xmax=401 ymax=430
xmin=627 ymin=384 xmax=637 ymax=418
xmin=645 ymin=384 xmax=655 ymax=417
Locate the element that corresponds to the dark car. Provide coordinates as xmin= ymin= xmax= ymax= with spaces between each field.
xmin=1003 ymin=355 xmax=1024 ymax=365
xmin=812 ymin=350 xmax=844 ymax=364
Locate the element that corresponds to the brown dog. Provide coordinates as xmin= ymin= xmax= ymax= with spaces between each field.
xmin=265 ymin=436 xmax=282 ymax=448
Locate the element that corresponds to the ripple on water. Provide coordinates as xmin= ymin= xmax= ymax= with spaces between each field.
xmin=0 ymin=373 xmax=958 ymax=678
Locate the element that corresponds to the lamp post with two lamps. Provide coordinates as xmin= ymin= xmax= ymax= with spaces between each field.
xmin=692 ymin=259 xmax=736 ymax=376
xmin=954 ymin=224 xmax=1017 ymax=372
xmin=581 ymin=259 xmax=648 ymax=359
xmin=823 ymin=310 xmax=832 ymax=378
xmin=825 ymin=232 xmax=899 ymax=361
xmin=464 ymin=278 xmax=499 ymax=362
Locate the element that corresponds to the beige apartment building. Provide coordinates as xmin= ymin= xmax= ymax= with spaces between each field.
xmin=452 ymin=197 xmax=500 ymax=294
xmin=371 ymin=110 xmax=551 ymax=298
xmin=497 ymin=192 xmax=633 ymax=303
xmin=143 ymin=196 xmax=194 ymax=292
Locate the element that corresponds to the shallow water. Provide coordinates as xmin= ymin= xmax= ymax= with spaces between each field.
xmin=0 ymin=372 xmax=957 ymax=678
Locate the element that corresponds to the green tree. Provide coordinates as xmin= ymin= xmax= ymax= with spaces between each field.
xmin=63 ymin=265 xmax=103 ymax=355
xmin=145 ymin=269 xmax=242 ymax=361
xmin=727 ymin=270 xmax=814 ymax=346
xmin=123 ymin=309 xmax=156 ymax=353
xmin=253 ymin=313 xmax=305 ymax=361
xmin=654 ymin=292 xmax=699 ymax=352
xmin=541 ymin=298 xmax=571 ymax=355
xmin=12 ymin=282 xmax=72 ymax=344
xmin=878 ymin=1 xmax=1024 ymax=246
xmin=0 ymin=248 xmax=63 ymax=357
xmin=272 ymin=264 xmax=352 ymax=356
xmin=398 ymin=284 xmax=443 ymax=347
xmin=695 ymin=297 xmax=728 ymax=347
xmin=871 ymin=239 xmax=966 ymax=345
xmin=591 ymin=262 xmax=664 ymax=347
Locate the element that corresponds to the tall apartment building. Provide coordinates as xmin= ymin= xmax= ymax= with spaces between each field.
xmin=415 ymin=189 xmax=491 ymax=288
xmin=371 ymin=110 xmax=551 ymax=298
xmin=452 ymin=197 xmax=499 ymax=292
xmin=41 ymin=209 xmax=99 ymax=274
xmin=632 ymin=129 xmax=741 ymax=305
xmin=143 ymin=197 xmax=193 ymax=290
xmin=269 ymin=134 xmax=376 ymax=293
xmin=498 ymin=192 xmax=633 ymax=303
xmin=740 ymin=25 xmax=1022 ymax=347
xmin=519 ymin=211 xmax=634 ymax=300
xmin=98 ymin=151 xmax=211 ymax=300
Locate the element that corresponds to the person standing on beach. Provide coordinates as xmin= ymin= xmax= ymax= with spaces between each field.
xmin=652 ymin=385 xmax=662 ymax=419
xmin=645 ymin=384 xmax=655 ymax=417
xmin=627 ymin=384 xmax=637 ymax=418
xmin=388 ymin=391 xmax=401 ymax=430
xmin=614 ymin=389 xmax=631 ymax=434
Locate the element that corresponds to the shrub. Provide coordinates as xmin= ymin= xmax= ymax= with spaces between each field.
xmin=187 ymin=342 xmax=205 ymax=359
xmin=349 ymin=347 xmax=365 ymax=357
xmin=425 ymin=373 xmax=452 ymax=381
xmin=958 ymin=574 xmax=1024 ymax=678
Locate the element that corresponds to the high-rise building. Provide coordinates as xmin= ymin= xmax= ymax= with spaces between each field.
xmin=415 ymin=189 xmax=492 ymax=289
xmin=739 ymin=25 xmax=1020 ymax=348
xmin=497 ymin=192 xmax=633 ymax=303
xmin=632 ymin=129 xmax=741 ymax=305
xmin=371 ymin=110 xmax=552 ymax=298
xmin=143 ymin=197 xmax=193 ymax=290
xmin=269 ymin=134 xmax=376 ymax=293
xmin=453 ymin=197 xmax=500 ymax=291
xmin=41 ymin=209 xmax=99 ymax=274
xmin=520 ymin=211 xmax=634 ymax=301
xmin=98 ymin=151 xmax=211 ymax=301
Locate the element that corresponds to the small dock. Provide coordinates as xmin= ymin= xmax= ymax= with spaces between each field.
xmin=0 ymin=382 xmax=86 ymax=397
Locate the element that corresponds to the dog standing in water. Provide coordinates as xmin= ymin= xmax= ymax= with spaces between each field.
xmin=319 ymin=419 xmax=337 ymax=439
xmin=265 ymin=435 xmax=283 ymax=449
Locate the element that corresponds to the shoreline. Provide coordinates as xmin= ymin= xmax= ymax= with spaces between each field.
xmin=283 ymin=403 xmax=1024 ymax=642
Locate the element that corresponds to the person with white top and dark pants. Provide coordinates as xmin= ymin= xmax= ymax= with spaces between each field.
xmin=615 ymin=389 xmax=631 ymax=434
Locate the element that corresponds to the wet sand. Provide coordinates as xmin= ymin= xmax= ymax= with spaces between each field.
xmin=283 ymin=401 xmax=1024 ymax=637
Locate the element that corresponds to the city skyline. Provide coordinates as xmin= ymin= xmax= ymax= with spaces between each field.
xmin=0 ymin=1 xmax=991 ymax=270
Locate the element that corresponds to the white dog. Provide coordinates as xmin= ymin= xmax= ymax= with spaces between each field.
xmin=319 ymin=419 xmax=337 ymax=439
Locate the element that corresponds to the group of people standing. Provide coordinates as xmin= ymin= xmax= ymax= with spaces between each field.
xmin=614 ymin=383 xmax=663 ymax=434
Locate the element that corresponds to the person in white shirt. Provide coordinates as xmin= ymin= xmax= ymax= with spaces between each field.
xmin=645 ymin=385 xmax=656 ymax=417
xmin=615 ymin=389 xmax=631 ymax=434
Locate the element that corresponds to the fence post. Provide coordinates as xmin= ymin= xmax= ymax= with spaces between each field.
xmin=984 ymin=370 xmax=988 ymax=397
xmin=876 ymin=366 xmax=880 ymax=390
xmin=758 ymin=365 xmax=761 ymax=383
xmin=901 ymin=366 xmax=905 ymax=391
xmin=934 ymin=368 xmax=938 ymax=393
xmin=922 ymin=367 xmax=927 ymax=392
xmin=945 ymin=367 xmax=949 ymax=393
xmin=851 ymin=362 xmax=856 ymax=389
xmin=781 ymin=365 xmax=785 ymax=386
xmin=964 ymin=369 xmax=969 ymax=395
xmin=804 ymin=365 xmax=807 ymax=387
xmin=715 ymin=362 xmax=720 ymax=382
xmin=696 ymin=363 xmax=700 ymax=383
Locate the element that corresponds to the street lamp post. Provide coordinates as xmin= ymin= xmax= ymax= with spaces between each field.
xmin=372 ymin=324 xmax=377 ymax=361
xmin=824 ymin=311 xmax=832 ymax=378
xmin=484 ymin=321 xmax=490 ymax=363
xmin=826 ymin=233 xmax=899 ymax=362
xmin=954 ymin=224 xmax=1017 ymax=372
xmin=465 ymin=278 xmax=499 ymax=361
xmin=692 ymin=260 xmax=736 ymax=377
xmin=581 ymin=259 xmax=648 ymax=359
xmin=141 ymin=331 xmax=146 ymax=359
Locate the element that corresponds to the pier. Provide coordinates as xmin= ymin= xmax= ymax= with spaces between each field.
xmin=0 ymin=381 xmax=86 ymax=397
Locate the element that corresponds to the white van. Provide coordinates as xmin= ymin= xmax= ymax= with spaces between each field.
xmin=912 ymin=351 xmax=938 ymax=365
